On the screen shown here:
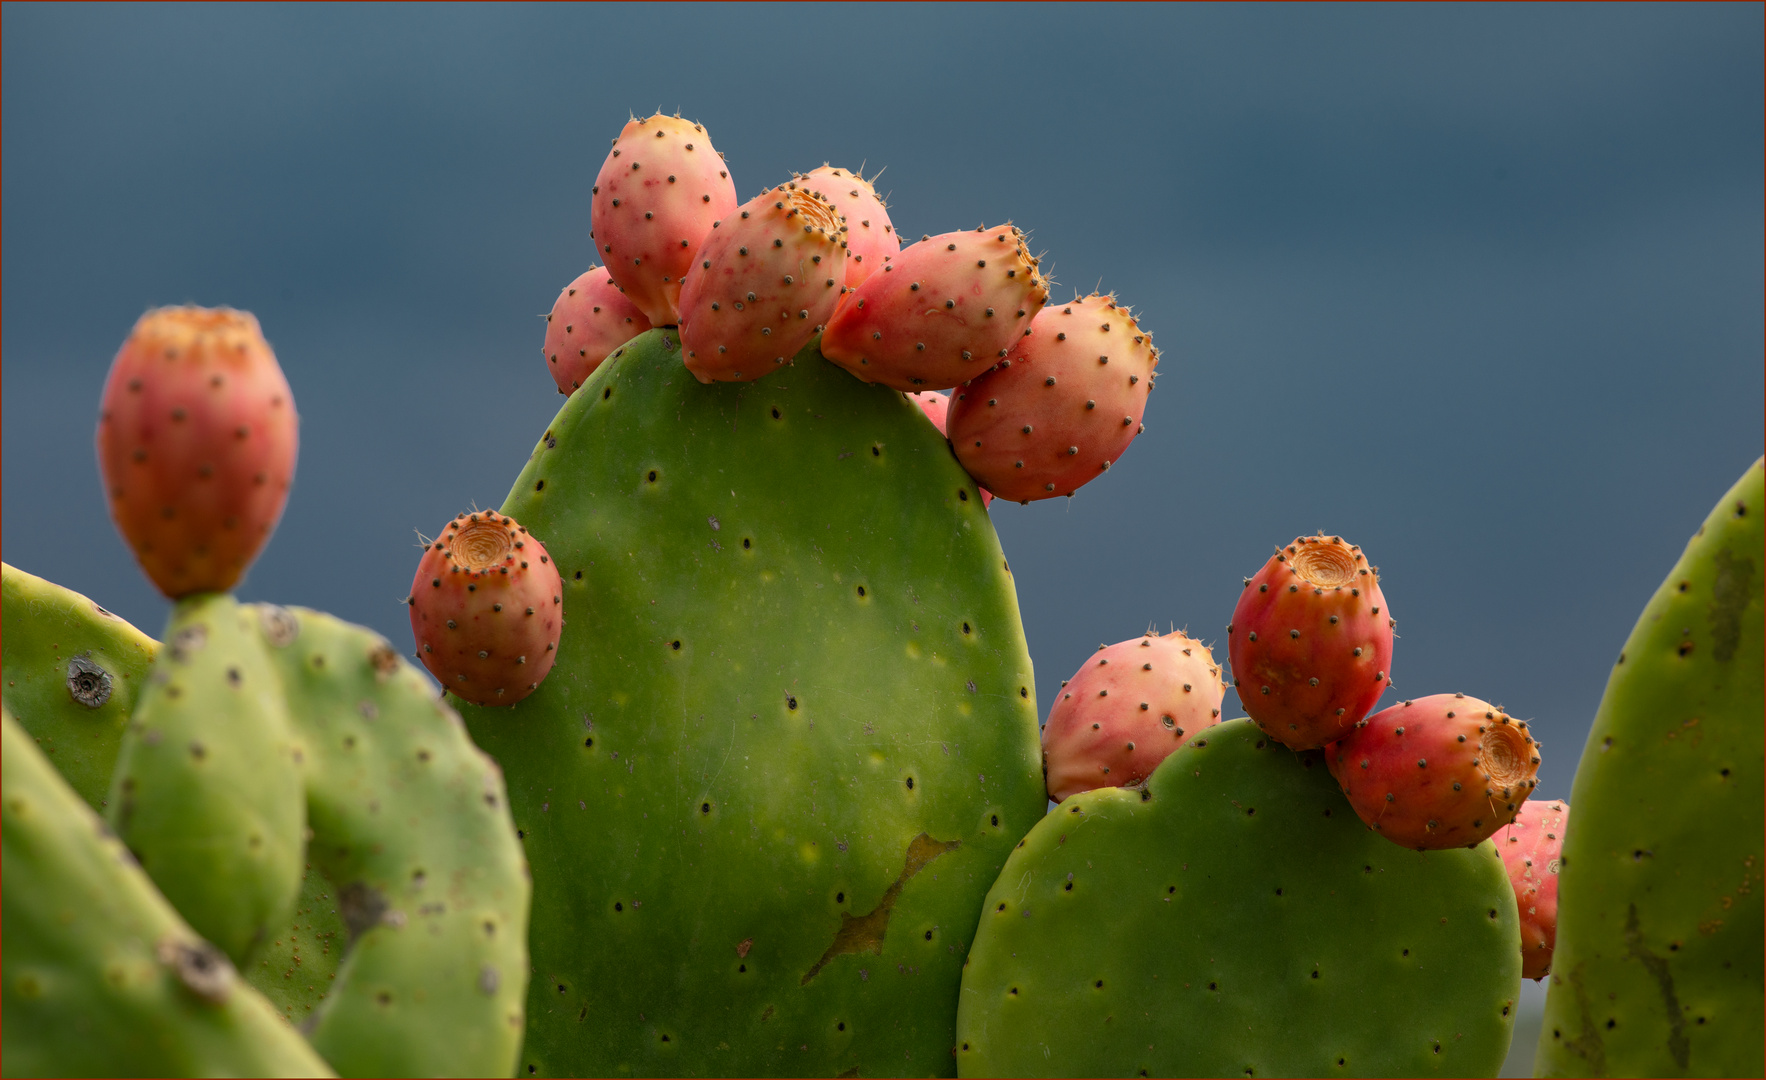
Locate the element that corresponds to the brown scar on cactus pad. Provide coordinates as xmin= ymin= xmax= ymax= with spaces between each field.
xmin=1229 ymin=534 xmax=1394 ymax=749
xmin=408 ymin=510 xmax=563 ymax=706
xmin=96 ymin=305 xmax=299 ymax=599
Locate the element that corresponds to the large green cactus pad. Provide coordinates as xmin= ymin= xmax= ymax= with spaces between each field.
xmin=259 ymin=605 xmax=531 ymax=1078
xmin=956 ymin=719 xmax=1521 ymax=1078
xmin=2 ymin=705 xmax=332 ymax=1078
xmin=459 ymin=330 xmax=1046 ymax=1076
xmin=1538 ymin=458 xmax=1764 ymax=1078
xmin=2 ymin=562 xmax=158 ymax=809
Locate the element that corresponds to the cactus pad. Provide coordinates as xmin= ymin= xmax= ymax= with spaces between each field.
xmin=2 ymin=705 xmax=332 ymax=1077
xmin=459 ymin=329 xmax=1046 ymax=1076
xmin=956 ymin=719 xmax=1521 ymax=1077
xmin=2 ymin=561 xmax=159 ymax=809
xmin=254 ymin=605 xmax=530 ymax=1078
xmin=1538 ymin=458 xmax=1764 ymax=1077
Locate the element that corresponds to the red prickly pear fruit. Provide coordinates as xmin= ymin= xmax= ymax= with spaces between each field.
xmin=96 ymin=306 xmax=298 ymax=599
xmin=946 ymin=293 xmax=1157 ymax=502
xmin=543 ymin=266 xmax=652 ymax=395
xmin=591 ymin=114 xmax=738 ymax=326
xmin=408 ymin=510 xmax=564 ymax=707
xmin=907 ymin=391 xmax=992 ymax=506
xmin=677 ymin=183 xmax=847 ymax=384
xmin=1496 ymin=797 xmax=1567 ymax=979
xmin=796 ymin=165 xmax=899 ymax=288
xmin=1326 ymin=693 xmax=1542 ymax=851
xmin=820 ymin=225 xmax=1051 ymax=391
xmin=1227 ymin=534 xmax=1393 ymax=749
xmin=1040 ymin=631 xmax=1226 ymax=803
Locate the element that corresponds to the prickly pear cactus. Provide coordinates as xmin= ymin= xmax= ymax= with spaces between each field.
xmin=2 ymin=705 xmax=333 ymax=1078
xmin=956 ymin=719 xmax=1522 ymax=1078
xmin=256 ymin=605 xmax=530 ymax=1078
xmin=1537 ymin=458 xmax=1764 ymax=1078
xmin=2 ymin=562 xmax=159 ymax=809
xmin=458 ymin=328 xmax=1046 ymax=1076
xmin=105 ymin=593 xmax=307 ymax=967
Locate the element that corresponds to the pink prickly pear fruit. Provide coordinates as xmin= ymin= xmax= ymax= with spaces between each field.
xmin=591 ymin=114 xmax=737 ymax=326
xmin=907 ymin=391 xmax=992 ymax=506
xmin=820 ymin=225 xmax=1051 ymax=391
xmin=1041 ymin=631 xmax=1226 ymax=803
xmin=946 ymin=294 xmax=1157 ymax=503
xmin=1496 ymin=797 xmax=1567 ymax=979
xmin=677 ymin=183 xmax=847 ymax=383
xmin=408 ymin=510 xmax=563 ymax=707
xmin=1227 ymin=534 xmax=1393 ymax=749
xmin=543 ymin=266 xmax=652 ymax=395
xmin=796 ymin=165 xmax=899 ymax=287
xmin=1326 ymin=693 xmax=1542 ymax=851
xmin=96 ymin=306 xmax=298 ymax=599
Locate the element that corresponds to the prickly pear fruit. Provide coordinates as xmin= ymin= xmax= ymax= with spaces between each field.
xmin=1496 ymin=798 xmax=1566 ymax=979
xmin=797 ymin=165 xmax=898 ymax=287
xmin=1227 ymin=534 xmax=1393 ymax=749
xmin=543 ymin=266 xmax=652 ymax=395
xmin=591 ymin=114 xmax=737 ymax=326
xmin=947 ymin=293 xmax=1157 ymax=502
xmin=1041 ymin=631 xmax=1225 ymax=802
xmin=821 ymin=225 xmax=1051 ymax=390
xmin=1327 ymin=693 xmax=1541 ymax=850
xmin=409 ymin=510 xmax=563 ymax=706
xmin=96 ymin=306 xmax=298 ymax=599
xmin=909 ymin=391 xmax=992 ymax=506
xmin=677 ymin=183 xmax=846 ymax=383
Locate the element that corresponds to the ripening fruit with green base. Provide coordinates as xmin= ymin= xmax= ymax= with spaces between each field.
xmin=957 ymin=719 xmax=1522 ymax=1078
xmin=96 ymin=306 xmax=299 ymax=598
xmin=1538 ymin=458 xmax=1763 ymax=1078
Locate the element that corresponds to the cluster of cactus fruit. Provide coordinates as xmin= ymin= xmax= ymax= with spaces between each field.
xmin=3 ymin=108 xmax=1760 ymax=1079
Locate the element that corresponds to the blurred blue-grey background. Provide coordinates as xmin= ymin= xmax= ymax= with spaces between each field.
xmin=5 ymin=3 xmax=1762 ymax=807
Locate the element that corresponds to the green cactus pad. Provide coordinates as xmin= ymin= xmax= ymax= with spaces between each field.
xmin=105 ymin=593 xmax=307 ymax=968
xmin=2 ymin=561 xmax=159 ymax=809
xmin=956 ymin=719 xmax=1522 ymax=1078
xmin=2 ymin=705 xmax=333 ymax=1078
xmin=256 ymin=605 xmax=530 ymax=1078
xmin=458 ymin=330 xmax=1045 ymax=1076
xmin=1538 ymin=458 xmax=1764 ymax=1078
xmin=246 ymin=862 xmax=349 ymax=1030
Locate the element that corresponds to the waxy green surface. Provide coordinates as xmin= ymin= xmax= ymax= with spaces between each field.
xmin=957 ymin=720 xmax=1521 ymax=1078
xmin=2 ymin=705 xmax=332 ymax=1078
xmin=460 ymin=330 xmax=1046 ymax=1076
xmin=1538 ymin=458 xmax=1764 ymax=1078
xmin=105 ymin=593 xmax=307 ymax=968
xmin=259 ymin=605 xmax=531 ymax=1078
xmin=2 ymin=561 xmax=159 ymax=809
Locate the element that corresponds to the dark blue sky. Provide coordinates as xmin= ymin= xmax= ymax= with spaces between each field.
xmin=5 ymin=4 xmax=1761 ymax=797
